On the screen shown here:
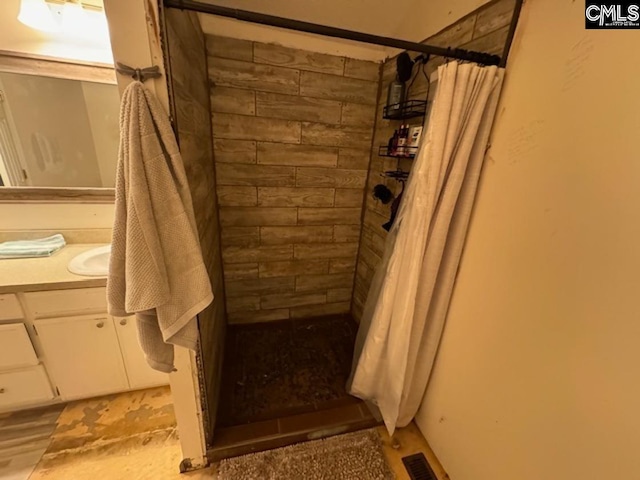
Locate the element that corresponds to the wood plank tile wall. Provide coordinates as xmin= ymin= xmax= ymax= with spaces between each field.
xmin=352 ymin=0 xmax=517 ymax=321
xmin=165 ymin=9 xmax=227 ymax=439
xmin=206 ymin=36 xmax=380 ymax=324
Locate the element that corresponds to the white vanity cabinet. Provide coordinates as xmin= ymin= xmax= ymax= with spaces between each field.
xmin=16 ymin=287 xmax=168 ymax=404
xmin=35 ymin=314 xmax=130 ymax=400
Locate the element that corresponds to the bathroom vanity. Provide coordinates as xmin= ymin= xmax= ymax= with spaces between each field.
xmin=0 ymin=244 xmax=168 ymax=412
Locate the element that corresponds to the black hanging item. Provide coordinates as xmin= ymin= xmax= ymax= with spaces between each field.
xmin=382 ymin=180 xmax=406 ymax=232
xmin=373 ymin=184 xmax=394 ymax=205
xmin=383 ymin=169 xmax=409 ymax=181
xmin=383 ymin=53 xmax=431 ymax=120
xmin=387 ymin=52 xmax=416 ymax=111
xmin=396 ymin=52 xmax=414 ymax=82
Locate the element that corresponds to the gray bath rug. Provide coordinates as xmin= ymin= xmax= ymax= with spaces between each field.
xmin=217 ymin=428 xmax=394 ymax=480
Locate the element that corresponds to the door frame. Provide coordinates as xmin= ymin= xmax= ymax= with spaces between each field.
xmin=102 ymin=0 xmax=208 ymax=471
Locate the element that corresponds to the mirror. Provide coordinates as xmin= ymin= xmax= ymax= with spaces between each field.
xmin=0 ymin=72 xmax=119 ymax=189
xmin=0 ymin=51 xmax=119 ymax=202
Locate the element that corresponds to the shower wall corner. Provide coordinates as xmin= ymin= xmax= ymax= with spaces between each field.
xmin=163 ymin=7 xmax=228 ymax=445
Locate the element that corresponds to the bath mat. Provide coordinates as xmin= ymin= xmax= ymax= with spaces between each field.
xmin=217 ymin=428 xmax=394 ymax=480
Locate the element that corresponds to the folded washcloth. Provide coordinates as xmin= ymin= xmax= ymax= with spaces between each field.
xmin=0 ymin=234 xmax=66 ymax=259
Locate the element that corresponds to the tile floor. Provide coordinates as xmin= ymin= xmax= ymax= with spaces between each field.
xmin=212 ymin=315 xmax=381 ymax=459
xmin=217 ymin=315 xmax=359 ymax=426
xmin=0 ymin=387 xmax=448 ymax=479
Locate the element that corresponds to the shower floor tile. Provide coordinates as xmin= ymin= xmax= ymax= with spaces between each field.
xmin=217 ymin=314 xmax=360 ymax=427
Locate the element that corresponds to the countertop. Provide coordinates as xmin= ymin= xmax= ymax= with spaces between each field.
xmin=0 ymin=244 xmax=108 ymax=294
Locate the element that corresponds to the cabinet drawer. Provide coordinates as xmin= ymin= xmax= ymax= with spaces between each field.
xmin=25 ymin=288 xmax=107 ymax=318
xmin=0 ymin=294 xmax=23 ymax=320
xmin=0 ymin=323 xmax=38 ymax=369
xmin=0 ymin=365 xmax=53 ymax=410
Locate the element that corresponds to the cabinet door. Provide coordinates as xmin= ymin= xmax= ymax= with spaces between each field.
xmin=0 ymin=323 xmax=39 ymax=369
xmin=35 ymin=315 xmax=129 ymax=400
xmin=113 ymin=316 xmax=169 ymax=390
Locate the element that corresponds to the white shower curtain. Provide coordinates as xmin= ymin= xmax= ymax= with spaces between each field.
xmin=348 ymin=61 xmax=505 ymax=434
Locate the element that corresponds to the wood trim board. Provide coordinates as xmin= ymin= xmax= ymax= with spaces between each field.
xmin=0 ymin=50 xmax=116 ymax=84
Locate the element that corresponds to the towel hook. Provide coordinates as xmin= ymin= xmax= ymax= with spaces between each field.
xmin=115 ymin=62 xmax=162 ymax=83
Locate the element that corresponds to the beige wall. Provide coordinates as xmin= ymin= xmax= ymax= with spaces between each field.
xmin=416 ymin=1 xmax=640 ymax=479
xmin=207 ymin=35 xmax=378 ymax=324
xmin=353 ymin=0 xmax=516 ymax=320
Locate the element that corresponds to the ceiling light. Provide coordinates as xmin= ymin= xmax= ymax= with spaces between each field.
xmin=18 ymin=0 xmax=59 ymax=32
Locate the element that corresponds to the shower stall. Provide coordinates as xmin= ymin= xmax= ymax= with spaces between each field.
xmin=156 ymin=0 xmax=518 ymax=463
xmin=172 ymin=25 xmax=386 ymax=457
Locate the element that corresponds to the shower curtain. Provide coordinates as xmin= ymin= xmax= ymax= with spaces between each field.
xmin=348 ymin=61 xmax=505 ymax=434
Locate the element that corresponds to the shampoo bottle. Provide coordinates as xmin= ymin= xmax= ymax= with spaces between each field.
xmin=386 ymin=76 xmax=405 ymax=110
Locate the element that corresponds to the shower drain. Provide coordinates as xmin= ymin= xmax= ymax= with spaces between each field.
xmin=402 ymin=453 xmax=438 ymax=480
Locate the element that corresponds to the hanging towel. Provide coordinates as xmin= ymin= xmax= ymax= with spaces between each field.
xmin=0 ymin=234 xmax=66 ymax=259
xmin=107 ymin=81 xmax=213 ymax=373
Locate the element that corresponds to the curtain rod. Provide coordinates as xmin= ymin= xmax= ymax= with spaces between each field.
xmin=163 ymin=0 xmax=502 ymax=66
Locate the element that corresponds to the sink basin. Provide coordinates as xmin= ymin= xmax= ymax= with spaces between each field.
xmin=68 ymin=245 xmax=111 ymax=277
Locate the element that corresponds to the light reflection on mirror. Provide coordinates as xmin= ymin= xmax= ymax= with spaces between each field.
xmin=0 ymin=72 xmax=119 ymax=188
